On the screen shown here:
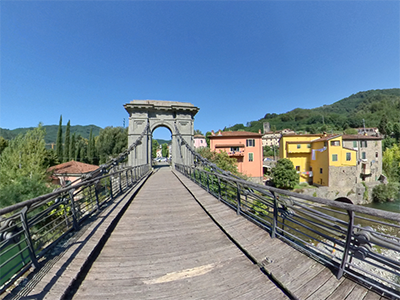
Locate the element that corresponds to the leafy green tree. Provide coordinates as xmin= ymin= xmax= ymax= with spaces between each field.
xmin=96 ymin=127 xmax=127 ymax=164
xmin=194 ymin=129 xmax=203 ymax=135
xmin=161 ymin=143 xmax=169 ymax=157
xmin=0 ymin=125 xmax=53 ymax=208
xmin=344 ymin=128 xmax=358 ymax=135
xmin=75 ymin=135 xmax=88 ymax=163
xmin=56 ymin=115 xmax=63 ymax=162
xmin=393 ymin=123 xmax=400 ymax=141
xmin=197 ymin=147 xmax=239 ymax=176
xmin=263 ymin=146 xmax=274 ymax=157
xmin=378 ymin=115 xmax=388 ymax=136
xmin=63 ymin=120 xmax=71 ymax=162
xmin=271 ymin=158 xmax=299 ymax=189
xmin=0 ymin=137 xmax=8 ymax=155
xmin=152 ymin=139 xmax=159 ymax=159
xmin=372 ymin=182 xmax=400 ymax=203
xmin=382 ymin=144 xmax=400 ymax=183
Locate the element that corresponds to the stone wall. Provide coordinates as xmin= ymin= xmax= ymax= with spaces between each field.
xmin=297 ymin=181 xmax=380 ymax=205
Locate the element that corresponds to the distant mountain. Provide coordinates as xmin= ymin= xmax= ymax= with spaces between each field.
xmin=155 ymin=139 xmax=171 ymax=145
xmin=0 ymin=125 xmax=102 ymax=144
xmin=226 ymin=88 xmax=400 ymax=133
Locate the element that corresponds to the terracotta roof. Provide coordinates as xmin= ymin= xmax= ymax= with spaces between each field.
xmin=313 ymin=134 xmax=342 ymax=142
xmin=194 ymin=135 xmax=205 ymax=138
xmin=48 ymin=160 xmax=99 ymax=175
xmin=342 ymin=134 xmax=382 ymax=140
xmin=210 ymin=131 xmax=262 ymax=138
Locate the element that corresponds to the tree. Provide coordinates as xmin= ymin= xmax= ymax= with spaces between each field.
xmin=382 ymin=143 xmax=400 ymax=183
xmin=63 ymin=120 xmax=71 ymax=162
xmin=56 ymin=115 xmax=63 ymax=162
xmin=378 ymin=115 xmax=388 ymax=136
xmin=393 ymin=122 xmax=400 ymax=141
xmin=196 ymin=147 xmax=240 ymax=176
xmin=152 ymin=139 xmax=159 ymax=159
xmin=271 ymin=158 xmax=299 ymax=189
xmin=70 ymin=133 xmax=76 ymax=161
xmin=75 ymin=135 xmax=88 ymax=163
xmin=0 ymin=137 xmax=8 ymax=155
xmin=87 ymin=128 xmax=95 ymax=164
xmin=194 ymin=129 xmax=203 ymax=135
xmin=0 ymin=125 xmax=53 ymax=208
xmin=96 ymin=127 xmax=128 ymax=164
xmin=161 ymin=143 xmax=169 ymax=157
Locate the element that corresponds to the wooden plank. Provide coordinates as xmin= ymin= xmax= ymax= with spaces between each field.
xmin=72 ymin=168 xmax=288 ymax=300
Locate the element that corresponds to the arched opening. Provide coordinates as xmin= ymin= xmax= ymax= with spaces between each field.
xmin=124 ymin=100 xmax=199 ymax=168
xmin=152 ymin=126 xmax=172 ymax=168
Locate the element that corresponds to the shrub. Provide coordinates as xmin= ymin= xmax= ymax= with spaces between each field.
xmin=372 ymin=183 xmax=400 ymax=203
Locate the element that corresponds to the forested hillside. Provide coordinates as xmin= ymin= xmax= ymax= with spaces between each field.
xmin=227 ymin=89 xmax=400 ymax=133
xmin=0 ymin=125 xmax=101 ymax=144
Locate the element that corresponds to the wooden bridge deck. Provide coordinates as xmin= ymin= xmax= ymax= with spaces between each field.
xmin=71 ymin=167 xmax=288 ymax=299
xmin=21 ymin=166 xmax=387 ymax=300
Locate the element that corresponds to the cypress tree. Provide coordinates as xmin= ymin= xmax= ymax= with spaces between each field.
xmin=64 ymin=120 xmax=71 ymax=162
xmin=87 ymin=128 xmax=93 ymax=164
xmin=56 ymin=115 xmax=63 ymax=162
xmin=70 ymin=133 xmax=76 ymax=161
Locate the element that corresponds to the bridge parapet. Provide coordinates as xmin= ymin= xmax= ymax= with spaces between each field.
xmin=0 ymin=127 xmax=151 ymax=293
xmin=175 ymin=162 xmax=400 ymax=299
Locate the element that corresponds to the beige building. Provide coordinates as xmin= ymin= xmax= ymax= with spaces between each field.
xmin=342 ymin=135 xmax=383 ymax=183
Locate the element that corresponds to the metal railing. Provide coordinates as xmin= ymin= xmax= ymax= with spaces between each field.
xmin=0 ymin=125 xmax=151 ymax=293
xmin=175 ymin=163 xmax=400 ymax=299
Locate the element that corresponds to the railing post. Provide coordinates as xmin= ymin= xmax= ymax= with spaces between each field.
xmin=206 ymin=173 xmax=210 ymax=193
xmin=69 ymin=190 xmax=80 ymax=231
xmin=126 ymin=170 xmax=129 ymax=188
xmin=119 ymin=172 xmax=122 ymax=193
xmin=337 ymin=210 xmax=355 ymax=279
xmin=217 ymin=177 xmax=222 ymax=201
xmin=95 ymin=180 xmax=101 ymax=211
xmin=20 ymin=207 xmax=39 ymax=269
xmin=236 ymin=183 xmax=241 ymax=215
xmin=109 ymin=176 xmax=114 ymax=199
xmin=271 ymin=191 xmax=278 ymax=238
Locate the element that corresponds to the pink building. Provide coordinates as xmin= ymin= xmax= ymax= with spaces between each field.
xmin=209 ymin=130 xmax=263 ymax=183
xmin=193 ymin=135 xmax=207 ymax=148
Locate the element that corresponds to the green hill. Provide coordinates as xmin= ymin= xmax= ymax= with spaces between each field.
xmin=0 ymin=125 xmax=102 ymax=144
xmin=227 ymin=88 xmax=400 ymax=133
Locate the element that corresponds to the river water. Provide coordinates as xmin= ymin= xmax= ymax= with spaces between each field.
xmin=362 ymin=199 xmax=400 ymax=213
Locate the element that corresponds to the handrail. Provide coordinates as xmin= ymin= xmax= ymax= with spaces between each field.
xmin=174 ymin=161 xmax=400 ymax=299
xmin=0 ymin=124 xmax=151 ymax=292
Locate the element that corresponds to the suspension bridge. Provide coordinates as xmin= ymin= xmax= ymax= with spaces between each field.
xmin=1 ymin=101 xmax=399 ymax=300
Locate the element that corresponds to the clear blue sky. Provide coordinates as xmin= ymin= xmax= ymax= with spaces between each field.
xmin=1 ymin=1 xmax=399 ymax=140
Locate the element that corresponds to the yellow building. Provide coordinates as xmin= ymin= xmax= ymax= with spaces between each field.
xmin=279 ymin=134 xmax=357 ymax=186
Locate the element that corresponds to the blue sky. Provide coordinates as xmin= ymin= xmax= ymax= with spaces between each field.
xmin=1 ymin=1 xmax=399 ymax=140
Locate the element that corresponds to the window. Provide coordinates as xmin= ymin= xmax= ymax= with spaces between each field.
xmin=361 ymin=140 xmax=368 ymax=147
xmin=346 ymin=152 xmax=351 ymax=161
xmin=297 ymin=144 xmax=301 ymax=149
xmin=248 ymin=153 xmax=254 ymax=162
xmin=307 ymin=144 xmax=311 ymax=148
xmin=332 ymin=154 xmax=338 ymax=162
xmin=320 ymin=168 xmax=323 ymax=174
xmin=376 ymin=152 xmax=379 ymax=158
xmin=362 ymin=152 xmax=366 ymax=159
xmin=200 ymin=140 xmax=203 ymax=144
xmin=330 ymin=140 xmax=340 ymax=146
xmin=353 ymin=141 xmax=357 ymax=148
xmin=246 ymin=139 xmax=255 ymax=147
xmin=230 ymin=147 xmax=240 ymax=152
xmin=296 ymin=166 xmax=300 ymax=171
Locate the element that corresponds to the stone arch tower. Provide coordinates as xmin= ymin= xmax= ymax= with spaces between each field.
xmin=124 ymin=100 xmax=199 ymax=167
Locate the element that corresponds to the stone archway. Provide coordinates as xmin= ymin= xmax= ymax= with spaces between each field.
xmin=124 ymin=100 xmax=199 ymax=167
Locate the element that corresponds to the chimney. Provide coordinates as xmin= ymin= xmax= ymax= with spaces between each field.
xmin=258 ymin=129 xmax=261 ymax=134
xmin=211 ymin=130 xmax=215 ymax=136
xmin=218 ymin=130 xmax=222 ymax=136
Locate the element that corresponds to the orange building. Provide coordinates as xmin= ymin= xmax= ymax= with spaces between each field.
xmin=48 ymin=160 xmax=99 ymax=187
xmin=209 ymin=130 xmax=263 ymax=183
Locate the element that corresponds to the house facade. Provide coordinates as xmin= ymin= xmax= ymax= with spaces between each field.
xmin=209 ymin=130 xmax=263 ymax=182
xmin=280 ymin=134 xmax=362 ymax=187
xmin=342 ymin=135 xmax=383 ymax=183
xmin=193 ymin=135 xmax=207 ymax=148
